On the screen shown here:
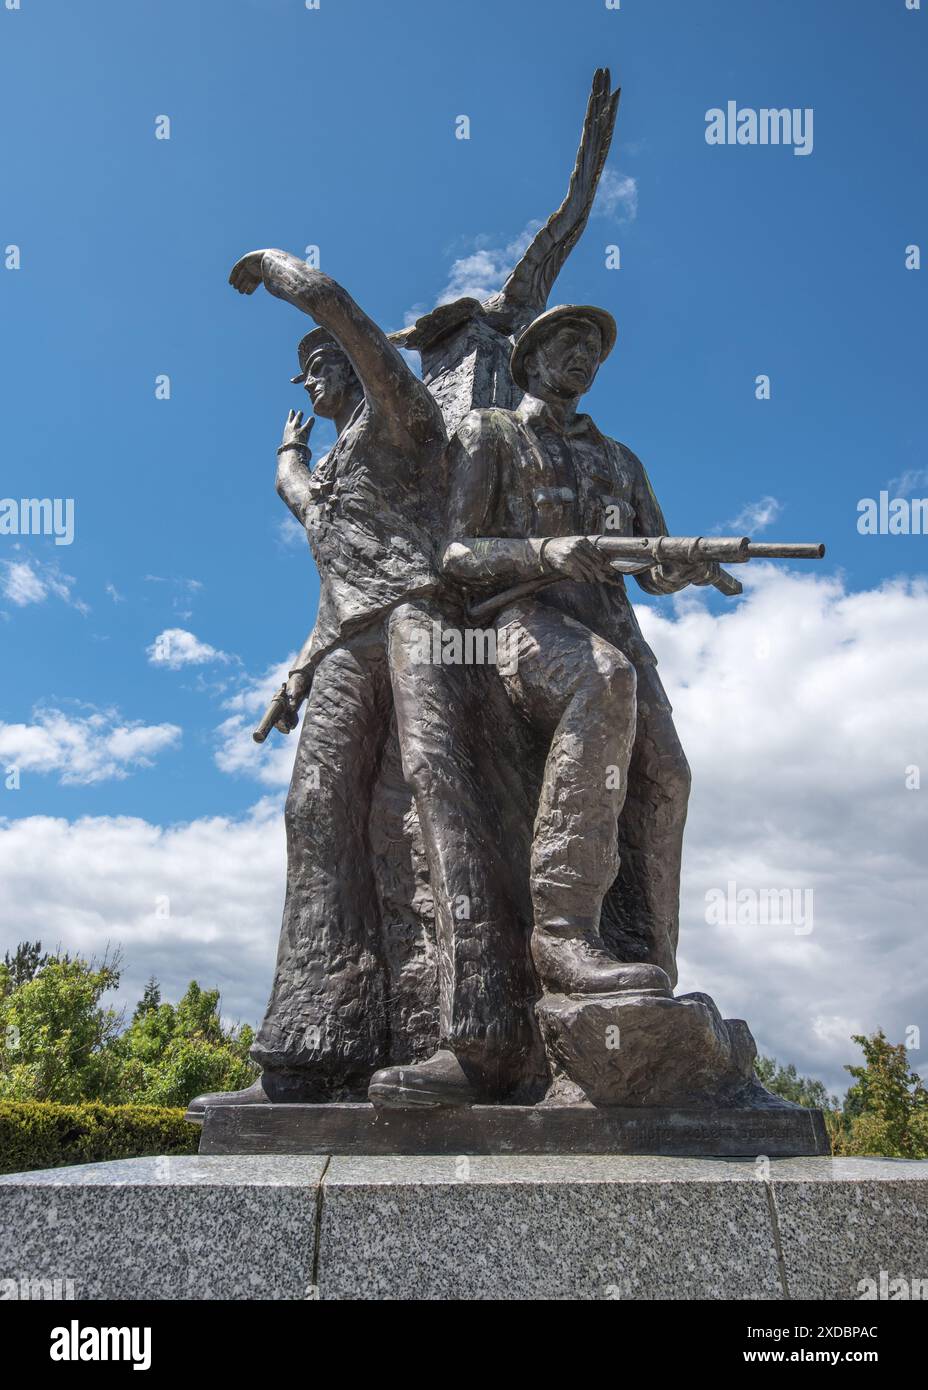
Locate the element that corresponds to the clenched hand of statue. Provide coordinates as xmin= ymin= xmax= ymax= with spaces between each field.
xmin=229 ymin=250 xmax=270 ymax=295
xmin=653 ymin=557 xmax=722 ymax=590
xmin=282 ymin=668 xmax=311 ymax=729
xmin=542 ymin=536 xmax=621 ymax=584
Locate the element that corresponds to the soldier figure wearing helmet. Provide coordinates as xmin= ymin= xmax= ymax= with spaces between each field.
xmin=441 ymin=303 xmax=719 ymax=1003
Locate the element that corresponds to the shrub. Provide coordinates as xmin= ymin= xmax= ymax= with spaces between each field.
xmin=0 ymin=1100 xmax=198 ymax=1175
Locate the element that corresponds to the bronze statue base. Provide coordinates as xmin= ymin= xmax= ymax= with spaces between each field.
xmin=191 ymin=1099 xmax=829 ymax=1158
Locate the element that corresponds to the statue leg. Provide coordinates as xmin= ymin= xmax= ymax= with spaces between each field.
xmin=249 ymin=627 xmax=393 ymax=1097
xmin=367 ymin=597 xmax=546 ymax=1108
xmin=607 ymin=663 xmax=691 ymax=989
xmin=495 ymin=600 xmax=672 ymax=998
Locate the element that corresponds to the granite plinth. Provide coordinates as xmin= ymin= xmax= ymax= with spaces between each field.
xmin=2 ymin=1155 xmax=924 ymax=1301
xmin=0 ymin=1155 xmax=325 ymax=1301
xmin=318 ymin=1154 xmax=782 ymax=1300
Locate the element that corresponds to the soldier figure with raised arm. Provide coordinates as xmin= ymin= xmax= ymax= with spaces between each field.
xmin=188 ymin=250 xmax=542 ymax=1114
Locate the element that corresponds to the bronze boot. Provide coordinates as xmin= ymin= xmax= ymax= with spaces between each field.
xmin=368 ymin=1049 xmax=476 ymax=1109
xmin=531 ymin=920 xmax=673 ymax=996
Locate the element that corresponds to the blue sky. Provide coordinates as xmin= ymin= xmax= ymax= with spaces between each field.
xmin=1 ymin=0 xmax=926 ymax=1090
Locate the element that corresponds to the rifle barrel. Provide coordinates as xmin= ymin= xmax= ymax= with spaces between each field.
xmin=596 ymin=535 xmax=751 ymax=562
xmin=746 ymin=542 xmax=826 ymax=559
xmin=595 ymin=536 xmax=825 ymax=563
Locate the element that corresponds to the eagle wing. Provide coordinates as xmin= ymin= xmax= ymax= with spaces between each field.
xmin=494 ymin=67 xmax=620 ymax=324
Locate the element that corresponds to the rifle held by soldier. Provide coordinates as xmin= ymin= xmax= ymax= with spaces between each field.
xmin=467 ymin=535 xmax=826 ymax=622
xmin=253 ymin=684 xmax=293 ymax=744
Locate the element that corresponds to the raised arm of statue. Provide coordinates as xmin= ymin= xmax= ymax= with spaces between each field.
xmin=230 ymin=250 xmax=445 ymax=450
xmin=275 ymin=409 xmax=315 ymax=524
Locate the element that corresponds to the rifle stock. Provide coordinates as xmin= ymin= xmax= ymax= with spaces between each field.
xmin=253 ymin=684 xmax=291 ymax=744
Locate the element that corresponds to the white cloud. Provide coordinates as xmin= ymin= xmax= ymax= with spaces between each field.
xmin=0 ymin=799 xmax=284 ymax=1028
xmin=887 ymin=467 xmax=928 ymax=498
xmin=0 ymin=708 xmax=181 ymax=785
xmin=812 ymin=1014 xmax=865 ymax=1050
xmin=144 ymin=576 xmax=203 ymax=594
xmin=0 ymin=569 xmax=925 ymax=1094
xmin=592 ymin=168 xmax=638 ymax=223
xmin=1 ymin=558 xmax=87 ymax=614
xmin=4 ymin=562 xmax=46 ymax=605
xmin=715 ymin=495 xmax=783 ymax=534
xmin=147 ymin=628 xmax=230 ymax=670
xmin=434 ymin=220 xmax=542 ymax=307
xmin=637 ymin=565 xmax=928 ymax=1092
xmin=144 ymin=575 xmax=203 ymax=622
xmin=214 ymin=655 xmax=301 ymax=789
xmin=277 ymin=513 xmax=308 ymax=549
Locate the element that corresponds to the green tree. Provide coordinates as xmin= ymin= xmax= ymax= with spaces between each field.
xmin=833 ymin=1030 xmax=928 ymax=1158
xmin=755 ymin=1054 xmax=838 ymax=1111
xmin=116 ymin=980 xmax=257 ymax=1108
xmin=133 ymin=978 xmax=162 ymax=1020
xmin=0 ymin=948 xmax=124 ymax=1103
xmin=2 ymin=941 xmax=49 ymax=990
xmin=0 ymin=943 xmax=258 ymax=1109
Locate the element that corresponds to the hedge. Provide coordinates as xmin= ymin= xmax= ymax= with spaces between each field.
xmin=0 ymin=1100 xmax=199 ymax=1175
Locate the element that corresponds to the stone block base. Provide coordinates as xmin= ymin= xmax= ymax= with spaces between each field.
xmin=0 ymin=1156 xmax=324 ymax=1301
xmin=1 ymin=1156 xmax=925 ymax=1301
